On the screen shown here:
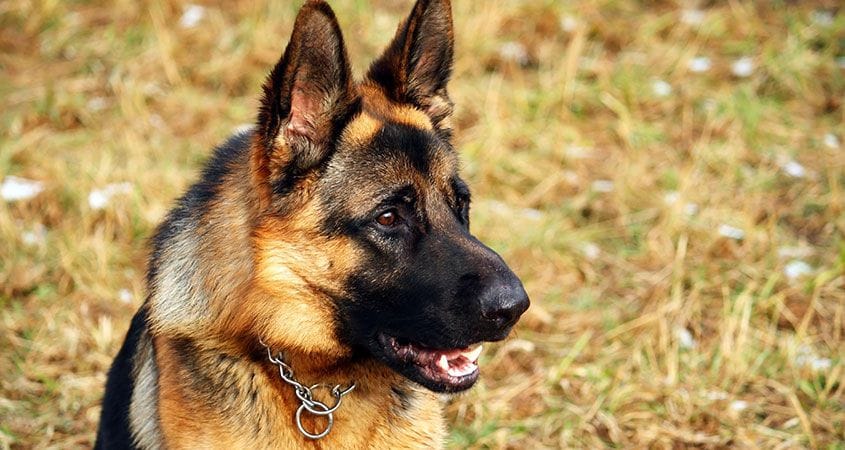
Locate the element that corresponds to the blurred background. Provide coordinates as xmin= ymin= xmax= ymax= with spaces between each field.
xmin=1 ymin=0 xmax=843 ymax=448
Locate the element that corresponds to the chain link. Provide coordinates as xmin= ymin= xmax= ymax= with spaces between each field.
xmin=259 ymin=339 xmax=356 ymax=440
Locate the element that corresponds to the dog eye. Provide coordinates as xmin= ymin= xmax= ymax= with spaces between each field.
xmin=376 ymin=210 xmax=398 ymax=227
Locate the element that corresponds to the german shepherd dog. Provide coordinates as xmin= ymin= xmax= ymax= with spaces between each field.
xmin=95 ymin=0 xmax=529 ymax=448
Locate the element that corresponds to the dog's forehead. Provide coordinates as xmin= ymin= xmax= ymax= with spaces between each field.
xmin=358 ymin=83 xmax=434 ymax=131
xmin=339 ymin=84 xmax=435 ymax=148
xmin=332 ymin=93 xmax=457 ymax=195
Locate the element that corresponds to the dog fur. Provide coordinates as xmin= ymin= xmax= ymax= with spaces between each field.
xmin=95 ymin=1 xmax=528 ymax=448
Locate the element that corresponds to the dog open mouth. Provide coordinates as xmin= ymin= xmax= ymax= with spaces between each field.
xmin=378 ymin=334 xmax=483 ymax=392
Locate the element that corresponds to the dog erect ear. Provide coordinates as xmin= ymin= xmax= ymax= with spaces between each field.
xmin=367 ymin=0 xmax=454 ymax=132
xmin=254 ymin=0 xmax=357 ymax=200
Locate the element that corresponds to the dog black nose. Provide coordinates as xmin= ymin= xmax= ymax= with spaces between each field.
xmin=478 ymin=273 xmax=529 ymax=330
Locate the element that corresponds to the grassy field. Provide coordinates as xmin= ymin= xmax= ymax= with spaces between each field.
xmin=1 ymin=0 xmax=844 ymax=448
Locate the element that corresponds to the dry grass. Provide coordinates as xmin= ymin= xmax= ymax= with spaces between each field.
xmin=1 ymin=0 xmax=844 ymax=448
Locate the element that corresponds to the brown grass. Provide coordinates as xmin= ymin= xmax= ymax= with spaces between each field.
xmin=1 ymin=0 xmax=844 ymax=448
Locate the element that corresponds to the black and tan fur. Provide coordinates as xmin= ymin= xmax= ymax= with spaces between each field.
xmin=96 ymin=0 xmax=529 ymax=448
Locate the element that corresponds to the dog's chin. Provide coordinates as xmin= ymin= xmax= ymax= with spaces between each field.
xmin=373 ymin=333 xmax=483 ymax=393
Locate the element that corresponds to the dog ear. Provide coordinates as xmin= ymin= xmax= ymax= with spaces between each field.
xmin=254 ymin=0 xmax=358 ymax=202
xmin=367 ymin=0 xmax=454 ymax=132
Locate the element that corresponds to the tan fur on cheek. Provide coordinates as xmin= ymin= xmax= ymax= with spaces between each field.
xmin=240 ymin=219 xmax=363 ymax=357
xmin=254 ymin=241 xmax=340 ymax=356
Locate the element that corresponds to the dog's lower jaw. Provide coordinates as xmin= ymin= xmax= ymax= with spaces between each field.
xmin=373 ymin=333 xmax=482 ymax=393
xmin=150 ymin=334 xmax=447 ymax=449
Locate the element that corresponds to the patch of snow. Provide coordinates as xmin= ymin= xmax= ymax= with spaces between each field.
xmin=811 ymin=358 xmax=832 ymax=371
xmin=560 ymin=15 xmax=580 ymax=33
xmin=562 ymin=170 xmax=579 ymax=184
xmin=484 ymin=200 xmax=543 ymax=221
xmin=86 ymin=97 xmax=108 ymax=112
xmin=663 ymin=191 xmax=680 ymax=205
xmin=701 ymin=98 xmax=718 ymax=113
xmin=680 ymin=9 xmax=706 ymax=26
xmin=591 ymin=180 xmax=614 ymax=193
xmin=143 ymin=82 xmax=165 ymax=97
xmin=688 ymin=56 xmax=711 ymax=73
xmin=581 ymin=242 xmax=600 ymax=260
xmin=810 ymin=10 xmax=834 ymax=27
xmin=651 ymin=79 xmax=673 ymax=97
xmin=521 ymin=208 xmax=544 ymax=221
xmin=718 ymin=224 xmax=744 ymax=240
xmin=730 ymin=400 xmax=749 ymax=412
xmin=784 ymin=260 xmax=813 ymax=281
xmin=498 ymin=41 xmax=530 ymax=67
xmin=565 ymin=145 xmax=592 ymax=159
xmin=703 ymin=390 xmax=728 ymax=401
xmin=1 ymin=176 xmax=44 ymax=202
xmin=149 ymin=114 xmax=165 ymax=130
xmin=118 ymin=289 xmax=133 ymax=304
xmin=180 ymin=4 xmax=206 ymax=29
xmin=795 ymin=345 xmax=832 ymax=371
xmin=780 ymin=160 xmax=806 ymax=178
xmin=731 ymin=57 xmax=755 ymax=77
xmin=823 ymin=133 xmax=839 ymax=149
xmin=675 ymin=327 xmax=696 ymax=349
xmin=21 ymin=223 xmax=47 ymax=246
xmin=88 ymin=182 xmax=133 ymax=210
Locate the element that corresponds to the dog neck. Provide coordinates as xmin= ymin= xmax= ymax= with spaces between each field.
xmin=150 ymin=332 xmax=447 ymax=448
xmin=257 ymin=339 xmax=358 ymax=393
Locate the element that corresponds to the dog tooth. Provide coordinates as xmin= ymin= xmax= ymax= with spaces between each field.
xmin=461 ymin=344 xmax=483 ymax=362
xmin=437 ymin=354 xmax=450 ymax=371
xmin=465 ymin=363 xmax=478 ymax=376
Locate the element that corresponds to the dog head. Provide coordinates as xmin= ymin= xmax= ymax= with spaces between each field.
xmin=249 ymin=0 xmax=529 ymax=393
